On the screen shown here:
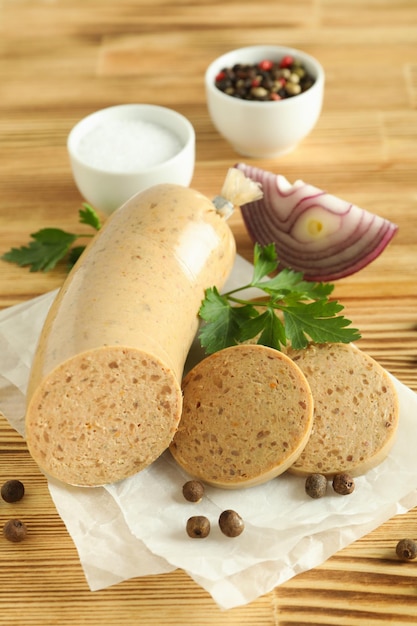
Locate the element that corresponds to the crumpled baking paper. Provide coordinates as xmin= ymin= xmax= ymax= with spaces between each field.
xmin=1 ymin=255 xmax=417 ymax=610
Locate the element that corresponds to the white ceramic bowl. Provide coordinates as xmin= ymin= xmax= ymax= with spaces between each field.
xmin=67 ymin=104 xmax=195 ymax=215
xmin=205 ymin=45 xmax=325 ymax=158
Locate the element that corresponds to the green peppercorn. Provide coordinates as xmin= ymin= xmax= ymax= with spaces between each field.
xmin=218 ymin=510 xmax=244 ymax=537
xmin=396 ymin=538 xmax=417 ymax=561
xmin=250 ymin=86 xmax=269 ymax=99
xmin=186 ymin=516 xmax=210 ymax=538
xmin=1 ymin=479 xmax=25 ymax=503
xmin=182 ymin=480 xmax=205 ymax=503
xmin=292 ymin=66 xmax=306 ymax=78
xmin=288 ymin=72 xmax=300 ymax=84
xmin=3 ymin=519 xmax=27 ymax=543
xmin=305 ymin=473 xmax=327 ymax=499
xmin=332 ymin=473 xmax=355 ymax=495
xmin=285 ymin=82 xmax=301 ymax=96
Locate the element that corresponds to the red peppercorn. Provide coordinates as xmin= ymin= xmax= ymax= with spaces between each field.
xmin=270 ymin=93 xmax=282 ymax=101
xmin=279 ymin=55 xmax=294 ymax=68
xmin=215 ymin=71 xmax=226 ymax=82
xmin=258 ymin=59 xmax=273 ymax=71
xmin=251 ymin=77 xmax=261 ymax=87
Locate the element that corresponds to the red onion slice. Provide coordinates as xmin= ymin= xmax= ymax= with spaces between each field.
xmin=235 ymin=163 xmax=398 ymax=281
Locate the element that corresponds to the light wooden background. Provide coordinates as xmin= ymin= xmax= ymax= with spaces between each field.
xmin=1 ymin=0 xmax=417 ymax=624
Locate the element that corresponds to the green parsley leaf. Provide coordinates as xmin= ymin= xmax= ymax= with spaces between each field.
xmin=2 ymin=203 xmax=102 ymax=272
xmin=198 ymin=243 xmax=361 ymax=354
xmin=252 ymin=242 xmax=278 ymax=283
xmin=283 ymin=300 xmax=355 ymax=349
xmin=2 ymin=229 xmax=78 ymax=272
xmin=259 ymin=269 xmax=334 ymax=301
xmin=67 ymin=245 xmax=87 ymax=269
xmin=79 ymin=203 xmax=102 ymax=231
xmin=239 ymin=307 xmax=287 ymax=348
xmin=198 ymin=287 xmax=256 ymax=353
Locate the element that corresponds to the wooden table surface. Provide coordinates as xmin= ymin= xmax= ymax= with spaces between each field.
xmin=1 ymin=0 xmax=417 ymax=624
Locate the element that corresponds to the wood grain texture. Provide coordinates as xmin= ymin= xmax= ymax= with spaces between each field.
xmin=1 ymin=0 xmax=417 ymax=624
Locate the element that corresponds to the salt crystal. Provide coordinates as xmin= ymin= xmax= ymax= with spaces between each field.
xmin=77 ymin=119 xmax=183 ymax=173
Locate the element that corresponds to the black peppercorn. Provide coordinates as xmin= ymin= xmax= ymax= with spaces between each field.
xmin=396 ymin=538 xmax=417 ymax=561
xmin=305 ymin=473 xmax=327 ymax=499
xmin=182 ymin=480 xmax=204 ymax=503
xmin=218 ymin=509 xmax=244 ymax=537
xmin=186 ymin=516 xmax=210 ymax=538
xmin=1 ymin=479 xmax=25 ymax=503
xmin=332 ymin=473 xmax=355 ymax=495
xmin=3 ymin=519 xmax=27 ymax=543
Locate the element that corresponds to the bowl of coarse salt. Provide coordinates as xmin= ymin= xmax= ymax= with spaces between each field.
xmin=67 ymin=104 xmax=195 ymax=215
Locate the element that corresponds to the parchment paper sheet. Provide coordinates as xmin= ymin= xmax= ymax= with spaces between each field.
xmin=1 ymin=255 xmax=417 ymax=609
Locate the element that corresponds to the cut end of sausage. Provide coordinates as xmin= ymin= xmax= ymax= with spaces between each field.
xmin=170 ymin=344 xmax=314 ymax=489
xmin=25 ymin=346 xmax=183 ymax=486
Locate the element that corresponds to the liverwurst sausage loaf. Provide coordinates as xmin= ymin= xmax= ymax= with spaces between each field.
xmin=170 ymin=344 xmax=314 ymax=489
xmin=25 ymin=184 xmax=236 ymax=487
xmin=287 ymin=342 xmax=399 ymax=477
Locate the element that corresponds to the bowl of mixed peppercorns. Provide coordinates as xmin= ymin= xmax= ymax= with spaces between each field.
xmin=205 ymin=45 xmax=324 ymax=158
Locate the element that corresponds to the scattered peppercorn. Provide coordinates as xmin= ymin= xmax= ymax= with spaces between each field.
xmin=3 ymin=519 xmax=27 ymax=543
xmin=186 ymin=515 xmax=210 ymax=538
xmin=214 ymin=58 xmax=315 ymax=102
xmin=182 ymin=480 xmax=205 ymax=503
xmin=396 ymin=538 xmax=417 ymax=561
xmin=218 ymin=509 xmax=244 ymax=537
xmin=305 ymin=473 xmax=327 ymax=499
xmin=1 ymin=479 xmax=25 ymax=503
xmin=332 ymin=473 xmax=355 ymax=495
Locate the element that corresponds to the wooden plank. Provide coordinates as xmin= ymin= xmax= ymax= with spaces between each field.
xmin=1 ymin=0 xmax=417 ymax=624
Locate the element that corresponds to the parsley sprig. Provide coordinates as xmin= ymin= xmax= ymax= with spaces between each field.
xmin=2 ymin=204 xmax=102 ymax=272
xmin=198 ymin=243 xmax=361 ymax=354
